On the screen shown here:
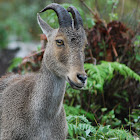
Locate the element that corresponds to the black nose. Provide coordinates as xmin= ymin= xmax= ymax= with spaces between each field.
xmin=77 ymin=74 xmax=87 ymax=83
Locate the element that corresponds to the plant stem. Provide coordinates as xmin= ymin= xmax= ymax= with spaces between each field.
xmin=120 ymin=0 xmax=125 ymax=20
xmin=129 ymin=107 xmax=131 ymax=133
xmin=79 ymin=0 xmax=96 ymax=16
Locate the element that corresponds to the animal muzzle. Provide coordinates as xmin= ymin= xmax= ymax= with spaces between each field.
xmin=67 ymin=72 xmax=87 ymax=89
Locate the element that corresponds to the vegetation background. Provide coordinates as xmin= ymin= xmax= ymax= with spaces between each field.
xmin=0 ymin=0 xmax=140 ymax=139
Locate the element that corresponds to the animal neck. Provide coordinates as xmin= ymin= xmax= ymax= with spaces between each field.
xmin=32 ymin=62 xmax=66 ymax=120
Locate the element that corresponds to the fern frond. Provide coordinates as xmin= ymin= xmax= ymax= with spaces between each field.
xmin=78 ymin=123 xmax=96 ymax=133
xmin=67 ymin=115 xmax=135 ymax=140
xmin=67 ymin=115 xmax=90 ymax=124
xmin=64 ymin=104 xmax=95 ymax=121
xmin=106 ymin=129 xmax=134 ymax=140
xmin=84 ymin=61 xmax=140 ymax=93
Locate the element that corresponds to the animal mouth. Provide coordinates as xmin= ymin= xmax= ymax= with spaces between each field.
xmin=67 ymin=77 xmax=83 ymax=89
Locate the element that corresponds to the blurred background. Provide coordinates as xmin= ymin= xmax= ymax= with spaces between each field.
xmin=0 ymin=0 xmax=140 ymax=75
xmin=0 ymin=0 xmax=140 ymax=139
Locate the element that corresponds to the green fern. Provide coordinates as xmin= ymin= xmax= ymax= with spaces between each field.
xmin=67 ymin=115 xmax=93 ymax=139
xmin=64 ymin=104 xmax=95 ymax=121
xmin=84 ymin=61 xmax=140 ymax=93
xmin=66 ymin=115 xmax=134 ymax=140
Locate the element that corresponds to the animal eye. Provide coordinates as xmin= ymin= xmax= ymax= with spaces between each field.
xmin=56 ymin=40 xmax=64 ymax=47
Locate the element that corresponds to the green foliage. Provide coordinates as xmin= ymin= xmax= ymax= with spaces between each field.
xmin=0 ymin=0 xmax=47 ymax=41
xmin=8 ymin=57 xmax=22 ymax=72
xmin=0 ymin=24 xmax=8 ymax=49
xmin=125 ymin=105 xmax=140 ymax=135
xmin=64 ymin=104 xmax=95 ymax=121
xmin=64 ymin=95 xmax=137 ymax=139
xmin=66 ymin=115 xmax=134 ymax=140
xmin=109 ymin=13 xmax=118 ymax=21
xmin=107 ymin=0 xmax=119 ymax=21
xmin=84 ymin=61 xmax=140 ymax=93
xmin=134 ymin=35 xmax=140 ymax=61
xmin=37 ymin=45 xmax=42 ymax=52
xmin=101 ymin=108 xmax=121 ymax=128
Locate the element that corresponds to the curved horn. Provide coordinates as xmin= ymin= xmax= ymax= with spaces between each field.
xmin=67 ymin=6 xmax=83 ymax=29
xmin=39 ymin=3 xmax=72 ymax=28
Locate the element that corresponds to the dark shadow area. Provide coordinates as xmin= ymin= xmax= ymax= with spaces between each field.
xmin=0 ymin=48 xmax=19 ymax=77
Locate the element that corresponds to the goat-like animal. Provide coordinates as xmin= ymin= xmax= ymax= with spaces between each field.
xmin=0 ymin=3 xmax=87 ymax=140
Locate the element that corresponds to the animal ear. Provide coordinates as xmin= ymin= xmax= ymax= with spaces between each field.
xmin=37 ymin=13 xmax=53 ymax=37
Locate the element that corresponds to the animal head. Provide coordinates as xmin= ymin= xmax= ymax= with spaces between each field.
xmin=37 ymin=3 xmax=87 ymax=89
